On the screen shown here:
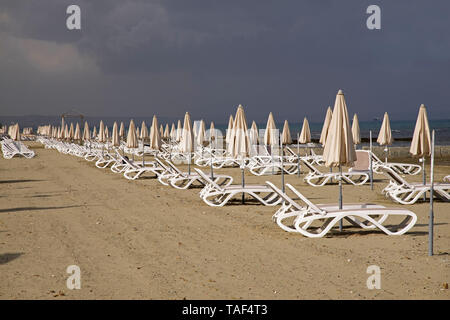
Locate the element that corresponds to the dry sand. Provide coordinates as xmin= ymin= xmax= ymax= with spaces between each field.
xmin=0 ymin=142 xmax=449 ymax=299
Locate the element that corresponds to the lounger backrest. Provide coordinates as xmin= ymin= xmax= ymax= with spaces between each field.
xmin=265 ymin=181 xmax=303 ymax=211
xmin=370 ymin=152 xmax=382 ymax=164
xmin=285 ymin=146 xmax=297 ymax=157
xmin=285 ymin=183 xmax=326 ymax=214
xmin=300 ymin=158 xmax=321 ymax=174
xmin=164 ymin=159 xmax=183 ymax=175
xmin=193 ymin=168 xmax=224 ymax=191
xmin=352 ymin=150 xmax=370 ymax=171
xmin=381 ymin=166 xmax=410 ymax=186
xmin=155 ymin=157 xmax=172 ymax=172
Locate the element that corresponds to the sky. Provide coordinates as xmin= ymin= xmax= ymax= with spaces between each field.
xmin=0 ymin=0 xmax=449 ymax=123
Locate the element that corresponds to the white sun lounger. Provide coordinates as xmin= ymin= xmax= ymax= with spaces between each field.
xmin=156 ymin=158 xmax=233 ymax=189
xmin=266 ymin=181 xmax=417 ymax=237
xmin=370 ymin=151 xmax=421 ymax=175
xmin=194 ymin=168 xmax=282 ymax=207
xmin=301 ymin=158 xmax=369 ymax=187
xmin=381 ymin=166 xmax=450 ymax=204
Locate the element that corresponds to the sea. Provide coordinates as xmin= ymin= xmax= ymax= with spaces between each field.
xmin=1 ymin=115 xmax=450 ymax=146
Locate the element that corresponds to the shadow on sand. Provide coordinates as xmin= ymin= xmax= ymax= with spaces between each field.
xmin=0 ymin=252 xmax=24 ymax=265
xmin=0 ymin=205 xmax=80 ymax=214
xmin=0 ymin=179 xmax=45 ymax=184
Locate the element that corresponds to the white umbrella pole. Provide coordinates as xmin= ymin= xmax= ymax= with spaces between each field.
xmin=188 ymin=152 xmax=191 ymax=175
xmin=339 ymin=165 xmax=343 ymax=232
xmin=241 ymin=156 xmax=245 ymax=204
xmin=370 ymin=130 xmax=373 ymax=190
xmin=210 ymin=139 xmax=214 ymax=179
xmin=281 ymin=142 xmax=285 ymax=193
xmin=422 ymin=157 xmax=426 ymax=201
xmin=142 ymin=140 xmax=145 ymax=166
xmin=385 ymin=146 xmax=388 ymax=164
xmin=297 ymin=133 xmax=300 ymax=177
xmin=429 ymin=130 xmax=435 ymax=256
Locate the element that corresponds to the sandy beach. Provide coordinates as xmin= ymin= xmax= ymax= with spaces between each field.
xmin=0 ymin=141 xmax=449 ymax=299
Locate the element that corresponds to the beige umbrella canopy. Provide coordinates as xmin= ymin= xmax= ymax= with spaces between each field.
xmin=264 ymin=112 xmax=277 ymax=147
xmin=323 ymin=89 xmax=356 ymax=231
xmin=230 ymin=105 xmax=251 ymax=203
xmin=136 ymin=127 xmax=140 ymax=139
xmin=377 ymin=112 xmax=393 ymax=146
xmin=126 ymin=119 xmax=138 ymax=149
xmin=92 ymin=126 xmax=97 ymax=139
xmin=83 ymin=121 xmax=90 ymax=141
xmin=229 ymin=105 xmax=250 ymax=158
xmin=149 ymin=115 xmax=162 ymax=151
xmin=299 ymin=117 xmax=311 ymax=144
xmin=410 ymin=104 xmax=431 ymax=158
xmin=74 ymin=122 xmax=81 ymax=141
xmin=140 ymin=121 xmax=149 ymax=141
xmin=64 ymin=124 xmax=69 ymax=140
xmin=98 ymin=121 xmax=106 ymax=143
xmin=164 ymin=123 xmax=170 ymax=140
xmin=105 ymin=126 xmax=110 ymax=140
xmin=170 ymin=123 xmax=176 ymax=141
xmin=249 ymin=121 xmax=259 ymax=147
xmin=225 ymin=115 xmax=234 ymax=145
xmin=111 ymin=122 xmax=120 ymax=147
xmin=69 ymin=123 xmax=74 ymax=140
xmin=319 ymin=106 xmax=333 ymax=146
xmin=12 ymin=123 xmax=20 ymax=141
xmin=180 ymin=112 xmax=194 ymax=153
xmin=176 ymin=120 xmax=182 ymax=142
xmin=281 ymin=120 xmax=292 ymax=145
xmin=160 ymin=124 xmax=164 ymax=138
xmin=209 ymin=121 xmax=216 ymax=143
xmin=61 ymin=118 xmax=65 ymax=139
xmin=351 ymin=114 xmax=361 ymax=145
xmin=197 ymin=120 xmax=206 ymax=146
xmin=323 ymin=90 xmax=356 ymax=167
xmin=180 ymin=112 xmax=194 ymax=173
xmin=119 ymin=122 xmax=125 ymax=139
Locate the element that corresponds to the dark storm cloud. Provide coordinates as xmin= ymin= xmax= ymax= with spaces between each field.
xmin=0 ymin=0 xmax=449 ymax=123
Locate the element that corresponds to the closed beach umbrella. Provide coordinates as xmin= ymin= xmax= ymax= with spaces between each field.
xmin=299 ymin=117 xmax=311 ymax=144
xmin=323 ymin=89 xmax=356 ymax=231
xmin=140 ymin=121 xmax=148 ymax=141
xmin=160 ymin=124 xmax=164 ymax=138
xmin=126 ymin=120 xmax=138 ymax=157
xmin=319 ymin=107 xmax=333 ymax=146
xmin=119 ymin=122 xmax=125 ymax=139
xmin=176 ymin=120 xmax=182 ymax=142
xmin=136 ymin=127 xmax=140 ymax=139
xmin=377 ymin=112 xmax=393 ymax=162
xmin=197 ymin=120 xmax=206 ymax=147
xmin=226 ymin=115 xmax=234 ymax=146
xmin=149 ymin=115 xmax=162 ymax=151
xmin=180 ymin=112 xmax=194 ymax=174
xmin=230 ymin=105 xmax=250 ymax=203
xmin=12 ymin=123 xmax=20 ymax=141
xmin=264 ymin=112 xmax=278 ymax=175
xmin=249 ymin=121 xmax=259 ymax=151
xmin=92 ymin=126 xmax=97 ymax=139
xmin=83 ymin=121 xmax=90 ymax=141
xmin=209 ymin=121 xmax=216 ymax=145
xmin=170 ymin=123 xmax=176 ymax=141
xmin=164 ymin=123 xmax=170 ymax=140
xmin=69 ymin=123 xmax=74 ymax=140
xmin=410 ymin=104 xmax=431 ymax=195
xmin=111 ymin=122 xmax=120 ymax=147
xmin=351 ymin=114 xmax=361 ymax=146
xmin=74 ymin=122 xmax=81 ymax=142
xmin=282 ymin=120 xmax=292 ymax=145
xmin=264 ymin=112 xmax=277 ymax=148
xmin=61 ymin=118 xmax=65 ymax=139
xmin=98 ymin=121 xmax=106 ymax=143
xmin=64 ymin=124 xmax=69 ymax=141
xmin=105 ymin=126 xmax=109 ymax=140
